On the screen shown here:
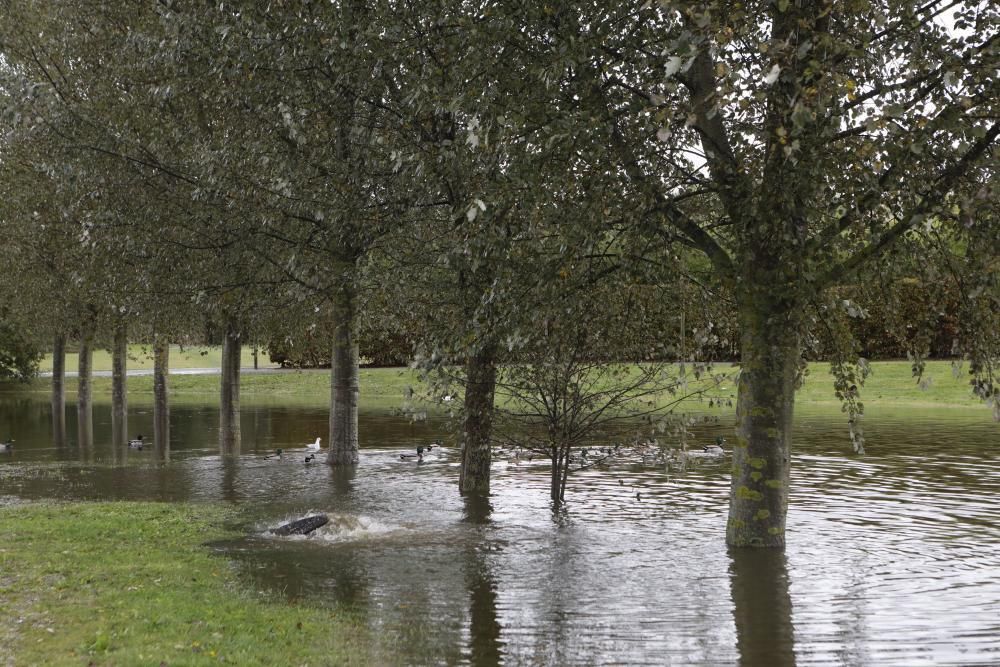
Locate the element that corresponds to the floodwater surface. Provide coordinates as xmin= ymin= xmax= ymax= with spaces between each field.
xmin=1 ymin=393 xmax=998 ymax=666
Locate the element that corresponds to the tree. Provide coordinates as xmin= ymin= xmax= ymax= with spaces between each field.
xmin=0 ymin=311 xmax=41 ymax=381
xmin=447 ymin=1 xmax=998 ymax=543
xmin=592 ymin=1 xmax=999 ymax=546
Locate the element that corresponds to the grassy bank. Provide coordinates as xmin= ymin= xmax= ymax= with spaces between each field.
xmin=0 ymin=502 xmax=377 ymax=666
xmin=9 ymin=348 xmax=988 ymax=410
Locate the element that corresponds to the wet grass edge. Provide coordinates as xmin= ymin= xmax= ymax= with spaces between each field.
xmin=0 ymin=501 xmax=377 ymax=666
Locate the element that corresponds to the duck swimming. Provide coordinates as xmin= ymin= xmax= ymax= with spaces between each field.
xmin=307 ymin=437 xmax=322 ymax=451
xmin=400 ymin=445 xmax=429 ymax=462
xmin=128 ymin=435 xmax=144 ymax=450
xmin=702 ymin=437 xmax=727 ymax=455
xmin=0 ymin=439 xmax=12 ymax=453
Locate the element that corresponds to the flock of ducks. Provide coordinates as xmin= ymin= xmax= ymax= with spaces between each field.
xmin=2 ymin=432 xmax=728 ymax=477
xmin=264 ymin=437 xmax=322 ymax=462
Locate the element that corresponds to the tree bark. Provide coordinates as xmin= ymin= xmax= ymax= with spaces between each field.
xmin=153 ymin=337 xmax=170 ymax=456
xmin=459 ymin=343 xmax=497 ymax=494
xmin=328 ymin=275 xmax=359 ymax=465
xmin=111 ymin=324 xmax=128 ymax=448
xmin=727 ymin=293 xmax=800 ymax=548
xmin=220 ymin=320 xmax=242 ymax=455
xmin=550 ymin=447 xmax=562 ymax=502
xmin=76 ymin=332 xmax=94 ymax=449
xmin=51 ymin=333 xmax=67 ymax=446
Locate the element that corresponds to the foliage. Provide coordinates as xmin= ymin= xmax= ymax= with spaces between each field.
xmin=0 ymin=311 xmax=41 ymax=381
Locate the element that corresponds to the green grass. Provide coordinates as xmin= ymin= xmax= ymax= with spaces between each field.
xmin=9 ymin=350 xmax=989 ymax=410
xmin=797 ymin=359 xmax=982 ymax=407
xmin=0 ymin=502 xmax=379 ymax=666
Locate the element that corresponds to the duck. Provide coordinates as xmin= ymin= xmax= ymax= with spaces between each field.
xmin=307 ymin=437 xmax=321 ymax=451
xmin=264 ymin=448 xmax=284 ymax=460
xmin=128 ymin=435 xmax=144 ymax=450
xmin=702 ymin=437 xmax=727 ymax=455
xmin=681 ymin=437 xmax=727 ymax=460
xmin=400 ymin=445 xmax=428 ymax=462
xmin=0 ymin=439 xmax=12 ymax=453
xmin=304 ymin=454 xmax=316 ymax=463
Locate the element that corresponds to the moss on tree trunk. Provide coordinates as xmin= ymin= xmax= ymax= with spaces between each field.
xmin=329 ymin=276 xmax=359 ymax=465
xmin=77 ymin=332 xmax=93 ymax=449
xmin=727 ymin=296 xmax=799 ymax=547
xmin=153 ymin=338 xmax=170 ymax=457
xmin=460 ymin=343 xmax=497 ymax=494
xmin=220 ymin=321 xmax=241 ymax=455
xmin=51 ymin=333 xmax=66 ymax=446
xmin=111 ymin=325 xmax=128 ymax=448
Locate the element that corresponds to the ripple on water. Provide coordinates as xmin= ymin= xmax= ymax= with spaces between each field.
xmin=1 ymin=401 xmax=998 ymax=666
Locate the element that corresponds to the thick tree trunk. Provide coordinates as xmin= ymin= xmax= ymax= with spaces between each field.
xmin=328 ymin=276 xmax=359 ymax=465
xmin=727 ymin=298 xmax=800 ymax=548
xmin=51 ymin=333 xmax=67 ymax=446
xmin=76 ymin=333 xmax=94 ymax=448
xmin=111 ymin=325 xmax=128 ymax=448
xmin=220 ymin=321 xmax=242 ymax=455
xmin=153 ymin=337 xmax=170 ymax=455
xmin=459 ymin=344 xmax=497 ymax=494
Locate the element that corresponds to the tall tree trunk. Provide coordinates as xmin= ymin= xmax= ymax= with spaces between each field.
xmin=328 ymin=275 xmax=359 ymax=465
xmin=77 ymin=332 xmax=94 ymax=449
xmin=220 ymin=321 xmax=242 ymax=455
xmin=459 ymin=343 xmax=497 ymax=494
xmin=153 ymin=337 xmax=170 ymax=456
xmin=727 ymin=295 xmax=800 ymax=548
xmin=51 ymin=333 xmax=67 ymax=446
xmin=111 ymin=324 xmax=128 ymax=448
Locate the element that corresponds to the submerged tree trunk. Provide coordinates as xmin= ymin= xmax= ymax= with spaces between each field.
xmin=459 ymin=343 xmax=497 ymax=494
xmin=727 ymin=293 xmax=800 ymax=548
xmin=77 ymin=333 xmax=94 ymax=449
xmin=153 ymin=337 xmax=170 ymax=455
xmin=549 ymin=441 xmax=572 ymax=503
xmin=111 ymin=324 xmax=128 ymax=448
xmin=220 ymin=321 xmax=242 ymax=455
xmin=52 ymin=333 xmax=67 ymax=446
xmin=328 ymin=275 xmax=359 ymax=465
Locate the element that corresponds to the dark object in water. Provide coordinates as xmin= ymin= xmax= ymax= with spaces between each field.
xmin=271 ymin=514 xmax=329 ymax=536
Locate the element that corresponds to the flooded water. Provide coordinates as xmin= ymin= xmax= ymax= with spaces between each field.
xmin=1 ymin=392 xmax=998 ymax=666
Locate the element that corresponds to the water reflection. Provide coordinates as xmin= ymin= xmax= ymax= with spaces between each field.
xmin=0 ymin=393 xmax=998 ymax=666
xmin=729 ymin=549 xmax=795 ymax=667
xmin=460 ymin=495 xmax=504 ymax=666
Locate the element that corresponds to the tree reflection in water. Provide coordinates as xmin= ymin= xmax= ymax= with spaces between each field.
xmin=729 ymin=547 xmax=796 ymax=667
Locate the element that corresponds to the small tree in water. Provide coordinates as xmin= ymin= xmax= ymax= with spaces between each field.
xmin=493 ymin=278 xmax=722 ymax=504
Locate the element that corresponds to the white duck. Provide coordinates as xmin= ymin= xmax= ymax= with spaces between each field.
xmin=307 ymin=437 xmax=322 ymax=451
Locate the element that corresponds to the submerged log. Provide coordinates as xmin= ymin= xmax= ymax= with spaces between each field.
xmin=270 ymin=514 xmax=329 ymax=536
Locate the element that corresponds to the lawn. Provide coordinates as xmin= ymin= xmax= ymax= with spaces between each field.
xmin=11 ymin=345 xmax=990 ymax=410
xmin=0 ymin=502 xmax=379 ymax=666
